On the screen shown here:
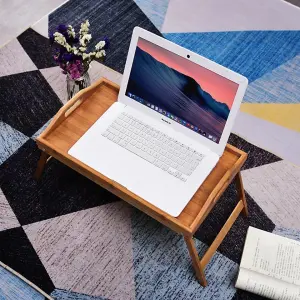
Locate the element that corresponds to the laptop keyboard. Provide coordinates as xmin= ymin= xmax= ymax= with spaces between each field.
xmin=101 ymin=112 xmax=205 ymax=182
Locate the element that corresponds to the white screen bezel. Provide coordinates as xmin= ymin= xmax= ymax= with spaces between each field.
xmin=118 ymin=27 xmax=248 ymax=156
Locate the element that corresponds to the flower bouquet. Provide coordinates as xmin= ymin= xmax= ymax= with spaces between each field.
xmin=50 ymin=20 xmax=109 ymax=99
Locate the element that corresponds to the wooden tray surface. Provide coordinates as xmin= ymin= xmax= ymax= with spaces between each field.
xmin=37 ymin=78 xmax=247 ymax=235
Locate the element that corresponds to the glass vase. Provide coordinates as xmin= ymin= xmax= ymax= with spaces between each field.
xmin=66 ymin=71 xmax=91 ymax=100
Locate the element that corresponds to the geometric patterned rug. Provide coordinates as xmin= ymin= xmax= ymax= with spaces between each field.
xmin=1 ymin=0 xmax=300 ymax=299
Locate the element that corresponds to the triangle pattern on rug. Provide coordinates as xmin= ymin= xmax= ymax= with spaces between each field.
xmin=228 ymin=133 xmax=281 ymax=170
xmin=0 ymin=121 xmax=29 ymax=165
xmin=0 ymin=227 xmax=55 ymax=294
xmin=240 ymin=103 xmax=300 ymax=132
xmin=163 ymin=31 xmax=300 ymax=82
xmin=0 ymin=188 xmax=20 ymax=232
xmin=232 ymin=111 xmax=300 ymax=166
xmin=31 ymin=14 xmax=49 ymax=39
xmin=244 ymin=54 xmax=300 ymax=104
xmin=131 ymin=209 xmax=238 ymax=299
xmin=242 ymin=160 xmax=300 ymax=230
xmin=0 ymin=39 xmax=37 ymax=77
xmin=161 ymin=0 xmax=300 ymax=33
xmin=23 ymin=202 xmax=135 ymax=300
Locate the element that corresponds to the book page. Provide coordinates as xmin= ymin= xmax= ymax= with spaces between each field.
xmin=236 ymin=268 xmax=300 ymax=300
xmin=240 ymin=227 xmax=300 ymax=286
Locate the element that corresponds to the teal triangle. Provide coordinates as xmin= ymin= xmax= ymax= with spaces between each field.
xmin=164 ymin=31 xmax=300 ymax=82
xmin=134 ymin=0 xmax=170 ymax=30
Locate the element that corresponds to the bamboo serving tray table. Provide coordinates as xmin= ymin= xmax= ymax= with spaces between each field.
xmin=35 ymin=77 xmax=248 ymax=286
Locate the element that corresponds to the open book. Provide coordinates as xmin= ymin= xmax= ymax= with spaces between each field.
xmin=236 ymin=227 xmax=300 ymax=300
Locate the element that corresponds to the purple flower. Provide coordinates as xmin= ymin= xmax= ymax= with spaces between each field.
xmin=73 ymin=54 xmax=83 ymax=61
xmin=63 ymin=53 xmax=74 ymax=62
xmin=49 ymin=32 xmax=55 ymax=43
xmin=66 ymin=60 xmax=85 ymax=80
xmin=57 ymin=24 xmax=68 ymax=34
xmin=57 ymin=24 xmax=75 ymax=42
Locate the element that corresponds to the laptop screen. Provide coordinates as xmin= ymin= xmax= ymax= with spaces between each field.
xmin=125 ymin=38 xmax=239 ymax=144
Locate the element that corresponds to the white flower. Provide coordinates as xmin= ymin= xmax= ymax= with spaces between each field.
xmin=67 ymin=25 xmax=75 ymax=38
xmin=53 ymin=32 xmax=66 ymax=46
xmin=79 ymin=20 xmax=90 ymax=36
xmin=79 ymin=47 xmax=86 ymax=52
xmin=53 ymin=32 xmax=63 ymax=37
xmin=53 ymin=31 xmax=81 ymax=55
xmin=95 ymin=49 xmax=106 ymax=58
xmin=95 ymin=41 xmax=105 ymax=50
xmin=82 ymin=53 xmax=89 ymax=60
xmin=65 ymin=44 xmax=72 ymax=52
xmin=80 ymin=34 xmax=92 ymax=46
xmin=84 ymin=34 xmax=92 ymax=41
xmin=72 ymin=47 xmax=79 ymax=54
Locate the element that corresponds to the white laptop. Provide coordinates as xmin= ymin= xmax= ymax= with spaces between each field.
xmin=68 ymin=27 xmax=248 ymax=217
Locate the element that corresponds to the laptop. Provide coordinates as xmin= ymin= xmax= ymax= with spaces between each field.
xmin=68 ymin=27 xmax=248 ymax=217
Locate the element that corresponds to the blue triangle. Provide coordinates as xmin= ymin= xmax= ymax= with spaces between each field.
xmin=164 ymin=31 xmax=300 ymax=82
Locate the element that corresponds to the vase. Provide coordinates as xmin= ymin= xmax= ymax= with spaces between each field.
xmin=66 ymin=71 xmax=91 ymax=100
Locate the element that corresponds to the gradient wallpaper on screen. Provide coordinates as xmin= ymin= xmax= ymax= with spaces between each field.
xmin=126 ymin=38 xmax=239 ymax=142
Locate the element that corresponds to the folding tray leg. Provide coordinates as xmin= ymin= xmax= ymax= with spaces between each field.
xmin=235 ymin=171 xmax=249 ymax=216
xmin=185 ymin=183 xmax=248 ymax=286
xmin=34 ymin=151 xmax=50 ymax=180
xmin=184 ymin=236 xmax=208 ymax=287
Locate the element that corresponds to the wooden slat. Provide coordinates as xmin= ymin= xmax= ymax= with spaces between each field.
xmin=184 ymin=237 xmax=207 ymax=287
xmin=235 ymin=171 xmax=249 ymax=216
xmin=178 ymin=211 xmax=197 ymax=227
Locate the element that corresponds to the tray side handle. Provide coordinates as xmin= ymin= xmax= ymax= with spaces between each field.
xmin=38 ymin=77 xmax=109 ymax=139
